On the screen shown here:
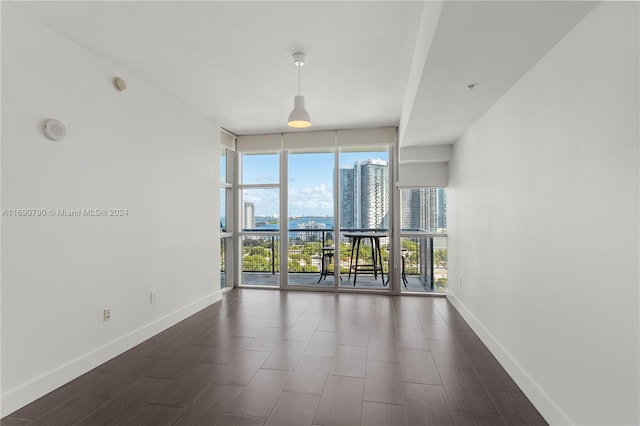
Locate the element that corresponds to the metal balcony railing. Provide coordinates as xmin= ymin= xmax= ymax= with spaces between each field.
xmin=239 ymin=229 xmax=447 ymax=292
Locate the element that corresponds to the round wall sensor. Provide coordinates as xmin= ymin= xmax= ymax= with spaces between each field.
xmin=42 ymin=119 xmax=67 ymax=141
xmin=113 ymin=77 xmax=127 ymax=91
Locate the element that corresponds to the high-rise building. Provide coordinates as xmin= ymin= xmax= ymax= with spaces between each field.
xmin=339 ymin=159 xmax=389 ymax=230
xmin=437 ymin=188 xmax=447 ymax=230
xmin=339 ymin=167 xmax=354 ymax=230
xmin=359 ymin=159 xmax=389 ymax=229
xmin=400 ymin=189 xmax=414 ymax=230
xmin=242 ymin=201 xmax=255 ymax=230
xmin=400 ymin=188 xmax=442 ymax=231
xmin=421 ymin=188 xmax=438 ymax=231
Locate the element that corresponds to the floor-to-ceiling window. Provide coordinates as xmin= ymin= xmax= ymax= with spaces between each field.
xmin=239 ymin=151 xmax=280 ymax=287
xmin=227 ymin=131 xmax=451 ymax=294
xmin=338 ymin=146 xmax=391 ymax=290
xmin=399 ymin=187 xmax=448 ymax=293
xmin=220 ymin=131 xmax=235 ymax=289
xmin=235 ymin=128 xmax=397 ymax=292
xmin=287 ymin=149 xmax=335 ymax=288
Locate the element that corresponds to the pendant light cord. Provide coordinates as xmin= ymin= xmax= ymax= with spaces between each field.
xmin=298 ymin=65 xmax=301 ymax=96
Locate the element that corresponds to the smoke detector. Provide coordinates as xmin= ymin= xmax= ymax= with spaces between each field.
xmin=42 ymin=119 xmax=67 ymax=141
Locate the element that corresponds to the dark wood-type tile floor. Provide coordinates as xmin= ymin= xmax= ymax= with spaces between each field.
xmin=2 ymin=289 xmax=548 ymax=426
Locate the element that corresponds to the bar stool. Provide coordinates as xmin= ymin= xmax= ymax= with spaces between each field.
xmin=318 ymin=246 xmax=335 ymax=283
xmin=384 ymin=247 xmax=407 ymax=288
xmin=401 ymin=248 xmax=408 ymax=287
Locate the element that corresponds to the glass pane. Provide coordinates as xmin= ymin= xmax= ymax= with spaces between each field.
xmin=338 ymin=147 xmax=390 ymax=289
xmin=339 ymin=147 xmax=389 ymax=231
xmin=220 ymin=188 xmax=227 ymax=232
xmin=220 ymin=147 xmax=227 ymax=183
xmin=287 ymin=150 xmax=335 ymax=287
xmin=241 ymin=235 xmax=279 ymax=287
xmin=400 ymin=236 xmax=447 ymax=293
xmin=433 ymin=236 xmax=448 ymax=292
xmin=241 ymin=153 xmax=280 ymax=184
xmin=400 ymin=188 xmax=447 ymax=232
xmin=241 ymin=188 xmax=279 ymax=230
xmin=220 ymin=238 xmax=226 ymax=289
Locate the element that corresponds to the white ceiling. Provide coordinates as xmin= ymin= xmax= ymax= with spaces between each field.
xmin=8 ymin=1 xmax=598 ymax=145
xmin=400 ymin=0 xmax=598 ymax=147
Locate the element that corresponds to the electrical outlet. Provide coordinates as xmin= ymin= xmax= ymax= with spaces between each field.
xmin=150 ymin=291 xmax=157 ymax=304
xmin=103 ymin=309 xmax=111 ymax=322
xmin=458 ymin=276 xmax=463 ymax=287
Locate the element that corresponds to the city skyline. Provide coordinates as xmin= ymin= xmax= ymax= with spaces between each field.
xmin=241 ymin=152 xmax=445 ymax=232
xmin=242 ymin=151 xmax=389 ymax=217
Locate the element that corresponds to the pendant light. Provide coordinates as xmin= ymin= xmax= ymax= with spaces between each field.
xmin=288 ymin=52 xmax=312 ymax=128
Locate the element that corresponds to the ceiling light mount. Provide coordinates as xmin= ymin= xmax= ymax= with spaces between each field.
xmin=288 ymin=52 xmax=312 ymax=129
xmin=293 ymin=52 xmax=305 ymax=67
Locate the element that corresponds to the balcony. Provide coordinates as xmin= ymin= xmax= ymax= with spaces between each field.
xmin=239 ymin=229 xmax=447 ymax=293
xmin=400 ymin=235 xmax=448 ymax=293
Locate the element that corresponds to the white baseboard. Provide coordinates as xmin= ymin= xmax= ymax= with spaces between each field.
xmin=1 ymin=291 xmax=222 ymax=417
xmin=446 ymin=293 xmax=572 ymax=426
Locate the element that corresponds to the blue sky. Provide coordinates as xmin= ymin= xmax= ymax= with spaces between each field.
xmin=240 ymin=150 xmax=388 ymax=217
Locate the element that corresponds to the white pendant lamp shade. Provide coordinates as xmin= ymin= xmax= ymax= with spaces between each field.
xmin=287 ymin=52 xmax=312 ymax=128
xmin=288 ymin=95 xmax=311 ymax=128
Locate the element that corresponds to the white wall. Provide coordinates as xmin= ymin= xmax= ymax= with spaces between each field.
xmin=1 ymin=5 xmax=221 ymax=415
xmin=447 ymin=3 xmax=639 ymax=425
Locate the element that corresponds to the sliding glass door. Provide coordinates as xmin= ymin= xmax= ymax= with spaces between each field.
xmin=286 ymin=149 xmax=335 ymax=288
xmin=234 ymin=128 xmax=396 ymax=291
xmin=399 ymin=188 xmax=448 ymax=293
xmin=239 ymin=152 xmax=280 ymax=287
xmin=338 ymin=147 xmax=391 ymax=290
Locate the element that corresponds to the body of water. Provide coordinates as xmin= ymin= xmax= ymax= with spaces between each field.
xmin=254 ymin=216 xmax=334 ymax=230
